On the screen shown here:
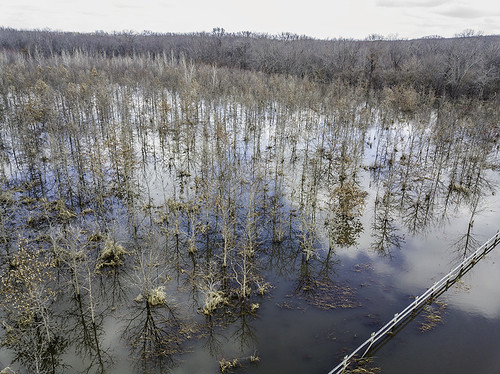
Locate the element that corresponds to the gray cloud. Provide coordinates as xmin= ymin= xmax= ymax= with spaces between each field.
xmin=437 ymin=7 xmax=500 ymax=18
xmin=377 ymin=0 xmax=449 ymax=7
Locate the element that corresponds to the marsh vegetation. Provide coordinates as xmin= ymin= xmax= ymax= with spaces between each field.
xmin=0 ymin=29 xmax=499 ymax=373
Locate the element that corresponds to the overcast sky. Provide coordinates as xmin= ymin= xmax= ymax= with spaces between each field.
xmin=1 ymin=0 xmax=499 ymax=40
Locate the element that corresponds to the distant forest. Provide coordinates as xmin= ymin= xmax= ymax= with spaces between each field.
xmin=0 ymin=27 xmax=499 ymax=101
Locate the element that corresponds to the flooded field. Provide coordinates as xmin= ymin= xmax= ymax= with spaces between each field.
xmin=0 ymin=51 xmax=499 ymax=374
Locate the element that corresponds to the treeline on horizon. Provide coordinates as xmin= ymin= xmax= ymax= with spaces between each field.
xmin=0 ymin=26 xmax=499 ymax=101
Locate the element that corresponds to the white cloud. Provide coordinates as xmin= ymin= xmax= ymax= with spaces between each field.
xmin=377 ymin=0 xmax=450 ymax=7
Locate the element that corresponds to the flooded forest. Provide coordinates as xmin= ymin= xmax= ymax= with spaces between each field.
xmin=0 ymin=28 xmax=500 ymax=374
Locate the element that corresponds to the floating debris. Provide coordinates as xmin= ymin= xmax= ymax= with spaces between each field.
xmin=293 ymin=279 xmax=360 ymax=310
xmin=353 ymin=264 xmax=374 ymax=273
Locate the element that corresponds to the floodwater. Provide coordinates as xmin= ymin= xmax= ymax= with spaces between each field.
xmin=1 ymin=87 xmax=499 ymax=374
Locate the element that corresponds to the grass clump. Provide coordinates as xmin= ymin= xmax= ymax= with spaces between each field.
xmin=218 ymin=352 xmax=260 ymax=373
xmin=219 ymin=358 xmax=240 ymax=373
xmin=148 ymin=286 xmax=167 ymax=306
xmin=202 ymin=290 xmax=227 ymax=315
xmin=345 ymin=357 xmax=381 ymax=374
xmin=52 ymin=199 xmax=77 ymax=220
xmin=96 ymin=239 xmax=129 ymax=270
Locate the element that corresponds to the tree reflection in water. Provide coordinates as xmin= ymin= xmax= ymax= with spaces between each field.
xmin=123 ymin=298 xmax=181 ymax=374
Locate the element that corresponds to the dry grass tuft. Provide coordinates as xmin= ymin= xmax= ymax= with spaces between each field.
xmin=345 ymin=357 xmax=382 ymax=374
xmin=202 ymin=290 xmax=227 ymax=315
xmin=219 ymin=358 xmax=240 ymax=373
xmin=96 ymin=239 xmax=129 ymax=269
xmin=148 ymin=286 xmax=167 ymax=306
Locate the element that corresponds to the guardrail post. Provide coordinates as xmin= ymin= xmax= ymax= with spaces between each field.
xmin=342 ymin=355 xmax=349 ymax=372
xmin=363 ymin=332 xmax=376 ymax=357
xmin=392 ymin=313 xmax=398 ymax=330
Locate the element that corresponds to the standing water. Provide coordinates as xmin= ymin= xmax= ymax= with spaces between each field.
xmin=0 ymin=53 xmax=499 ymax=374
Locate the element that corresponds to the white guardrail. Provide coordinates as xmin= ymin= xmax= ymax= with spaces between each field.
xmin=328 ymin=230 xmax=500 ymax=374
